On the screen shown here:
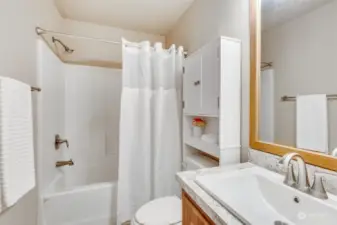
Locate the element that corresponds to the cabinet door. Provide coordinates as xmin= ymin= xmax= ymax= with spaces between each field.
xmin=182 ymin=192 xmax=213 ymax=225
xmin=183 ymin=53 xmax=202 ymax=114
xmin=200 ymin=42 xmax=220 ymax=116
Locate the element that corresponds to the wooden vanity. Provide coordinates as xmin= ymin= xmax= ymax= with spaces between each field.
xmin=182 ymin=191 xmax=215 ymax=225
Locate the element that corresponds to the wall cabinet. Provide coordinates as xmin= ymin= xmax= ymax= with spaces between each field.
xmin=182 ymin=37 xmax=241 ymax=166
xmin=183 ymin=40 xmax=219 ymax=116
xmin=182 ymin=191 xmax=215 ymax=225
xmin=184 ymin=53 xmax=203 ymax=114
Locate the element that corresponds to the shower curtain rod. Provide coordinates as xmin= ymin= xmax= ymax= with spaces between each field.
xmin=35 ymin=27 xmax=188 ymax=56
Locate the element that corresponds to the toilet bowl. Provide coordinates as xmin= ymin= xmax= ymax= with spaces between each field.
xmin=131 ymin=154 xmax=217 ymax=225
xmin=132 ymin=196 xmax=182 ymax=225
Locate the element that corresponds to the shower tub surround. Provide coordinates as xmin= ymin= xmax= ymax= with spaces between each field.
xmin=41 ymin=65 xmax=121 ymax=225
xmin=43 ymin=173 xmax=117 ymax=225
xmin=38 ymin=40 xmax=121 ymax=225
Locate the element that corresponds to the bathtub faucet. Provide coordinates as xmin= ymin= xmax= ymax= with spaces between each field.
xmin=56 ymin=159 xmax=74 ymax=168
xmin=55 ymin=134 xmax=69 ymax=149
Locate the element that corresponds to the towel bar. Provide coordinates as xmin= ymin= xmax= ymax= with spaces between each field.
xmin=281 ymin=94 xmax=337 ymax=102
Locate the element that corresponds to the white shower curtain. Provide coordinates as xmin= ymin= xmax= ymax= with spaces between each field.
xmin=117 ymin=40 xmax=184 ymax=224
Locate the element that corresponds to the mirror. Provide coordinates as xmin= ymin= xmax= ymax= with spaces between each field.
xmin=250 ymin=0 xmax=337 ymax=170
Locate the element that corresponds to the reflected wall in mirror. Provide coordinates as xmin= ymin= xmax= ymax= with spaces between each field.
xmin=258 ymin=0 xmax=337 ymax=158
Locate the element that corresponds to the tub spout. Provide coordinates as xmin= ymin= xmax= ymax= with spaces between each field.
xmin=56 ymin=159 xmax=74 ymax=168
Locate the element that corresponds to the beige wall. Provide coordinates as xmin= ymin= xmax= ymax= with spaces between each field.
xmin=262 ymin=1 xmax=337 ymax=152
xmin=167 ymin=0 xmax=250 ymax=161
xmin=0 ymin=0 xmax=63 ymax=225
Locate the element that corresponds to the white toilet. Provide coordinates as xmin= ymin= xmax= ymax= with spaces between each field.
xmin=132 ymin=154 xmax=217 ymax=225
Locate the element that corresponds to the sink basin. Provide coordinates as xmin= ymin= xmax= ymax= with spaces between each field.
xmin=195 ymin=166 xmax=337 ymax=225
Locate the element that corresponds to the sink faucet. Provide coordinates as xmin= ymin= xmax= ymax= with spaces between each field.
xmin=279 ymin=152 xmax=336 ymax=200
xmin=278 ymin=153 xmax=310 ymax=192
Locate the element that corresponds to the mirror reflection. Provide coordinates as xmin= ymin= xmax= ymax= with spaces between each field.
xmin=259 ymin=0 xmax=337 ymax=157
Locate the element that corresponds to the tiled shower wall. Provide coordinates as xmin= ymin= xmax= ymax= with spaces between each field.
xmin=64 ymin=65 xmax=122 ymax=185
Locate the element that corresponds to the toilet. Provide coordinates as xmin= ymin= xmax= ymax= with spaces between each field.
xmin=132 ymin=154 xmax=217 ymax=225
xmin=132 ymin=196 xmax=182 ymax=225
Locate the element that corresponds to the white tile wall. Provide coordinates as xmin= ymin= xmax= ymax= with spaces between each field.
xmin=64 ymin=65 xmax=121 ymax=185
xmin=37 ymin=40 xmax=65 ymax=193
xmin=38 ymin=40 xmax=122 ymax=192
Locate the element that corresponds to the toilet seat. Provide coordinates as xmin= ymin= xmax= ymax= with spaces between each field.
xmin=134 ymin=196 xmax=182 ymax=225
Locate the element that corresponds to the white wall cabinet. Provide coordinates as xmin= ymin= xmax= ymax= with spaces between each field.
xmin=200 ymin=41 xmax=220 ymax=116
xmin=183 ymin=53 xmax=202 ymax=114
xmin=182 ymin=37 xmax=241 ymax=166
xmin=183 ymin=41 xmax=219 ymax=116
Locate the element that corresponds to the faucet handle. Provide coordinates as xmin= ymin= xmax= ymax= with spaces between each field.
xmin=284 ymin=164 xmax=296 ymax=187
xmin=64 ymin=140 xmax=69 ymax=148
xmin=55 ymin=134 xmax=69 ymax=149
xmin=311 ymin=172 xmax=329 ymax=199
xmin=278 ymin=156 xmax=296 ymax=186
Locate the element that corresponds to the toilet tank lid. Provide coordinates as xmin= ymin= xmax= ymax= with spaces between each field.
xmin=185 ymin=154 xmax=218 ymax=170
xmin=135 ymin=196 xmax=181 ymax=224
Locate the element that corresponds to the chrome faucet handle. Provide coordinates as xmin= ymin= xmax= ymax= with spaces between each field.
xmin=310 ymin=171 xmax=337 ymax=199
xmin=278 ymin=154 xmax=296 ymax=186
xmin=284 ymin=164 xmax=296 ymax=187
xmin=311 ymin=172 xmax=328 ymax=199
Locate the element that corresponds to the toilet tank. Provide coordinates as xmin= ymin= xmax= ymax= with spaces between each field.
xmin=183 ymin=154 xmax=218 ymax=171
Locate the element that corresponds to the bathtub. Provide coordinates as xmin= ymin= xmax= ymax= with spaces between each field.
xmin=43 ymin=172 xmax=117 ymax=225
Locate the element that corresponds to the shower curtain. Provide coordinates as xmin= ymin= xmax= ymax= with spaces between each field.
xmin=117 ymin=40 xmax=184 ymax=224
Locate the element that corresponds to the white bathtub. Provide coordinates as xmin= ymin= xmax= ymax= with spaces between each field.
xmin=43 ymin=173 xmax=117 ymax=225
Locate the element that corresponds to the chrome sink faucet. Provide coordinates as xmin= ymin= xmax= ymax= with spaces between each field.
xmin=279 ymin=152 xmax=310 ymax=192
xmin=278 ymin=152 xmax=337 ymax=200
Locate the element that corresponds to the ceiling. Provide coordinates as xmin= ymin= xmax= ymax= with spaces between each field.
xmin=262 ymin=0 xmax=333 ymax=30
xmin=55 ymin=0 xmax=195 ymax=35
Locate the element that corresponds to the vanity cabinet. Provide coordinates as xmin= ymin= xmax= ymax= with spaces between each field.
xmin=182 ymin=191 xmax=215 ymax=225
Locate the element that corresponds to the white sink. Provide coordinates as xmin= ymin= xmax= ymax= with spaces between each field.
xmin=195 ymin=166 xmax=337 ymax=225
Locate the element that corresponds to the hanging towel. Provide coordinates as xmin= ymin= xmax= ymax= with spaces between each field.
xmin=296 ymin=94 xmax=328 ymax=153
xmin=0 ymin=77 xmax=35 ymax=212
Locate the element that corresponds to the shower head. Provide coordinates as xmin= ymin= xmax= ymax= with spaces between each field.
xmin=52 ymin=37 xmax=75 ymax=54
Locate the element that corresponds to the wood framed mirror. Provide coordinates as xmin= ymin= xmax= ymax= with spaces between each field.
xmin=249 ymin=0 xmax=337 ymax=171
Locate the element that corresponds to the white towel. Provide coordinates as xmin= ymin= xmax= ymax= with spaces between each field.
xmin=296 ymin=94 xmax=328 ymax=153
xmin=0 ymin=77 xmax=35 ymax=212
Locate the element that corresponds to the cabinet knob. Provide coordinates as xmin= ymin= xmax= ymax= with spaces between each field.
xmin=194 ymin=80 xmax=201 ymax=86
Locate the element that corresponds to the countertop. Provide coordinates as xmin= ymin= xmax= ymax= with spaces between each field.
xmin=176 ymin=162 xmax=256 ymax=225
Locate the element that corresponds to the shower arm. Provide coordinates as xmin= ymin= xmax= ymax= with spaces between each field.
xmin=52 ymin=37 xmax=74 ymax=53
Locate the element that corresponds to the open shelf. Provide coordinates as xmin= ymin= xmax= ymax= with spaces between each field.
xmin=183 ymin=113 xmax=219 ymax=118
xmin=184 ymin=136 xmax=220 ymax=159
